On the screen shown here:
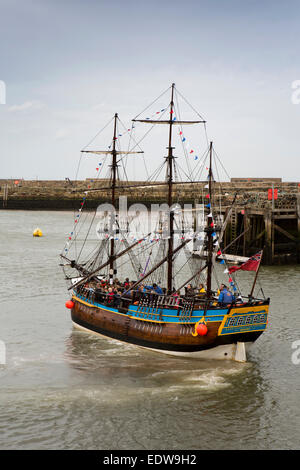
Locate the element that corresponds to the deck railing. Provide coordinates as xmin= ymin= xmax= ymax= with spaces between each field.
xmin=74 ymin=285 xmax=268 ymax=310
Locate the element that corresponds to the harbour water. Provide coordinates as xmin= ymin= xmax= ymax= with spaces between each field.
xmin=0 ymin=210 xmax=300 ymax=450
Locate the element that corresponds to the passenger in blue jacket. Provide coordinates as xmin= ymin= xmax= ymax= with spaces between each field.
xmin=144 ymin=283 xmax=163 ymax=294
xmin=218 ymin=284 xmax=235 ymax=305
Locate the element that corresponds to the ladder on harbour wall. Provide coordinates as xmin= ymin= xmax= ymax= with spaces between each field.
xmin=230 ymin=209 xmax=237 ymax=246
xmin=2 ymin=184 xmax=8 ymax=208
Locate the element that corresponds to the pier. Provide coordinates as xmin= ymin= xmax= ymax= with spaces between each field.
xmin=1 ymin=177 xmax=300 ymax=265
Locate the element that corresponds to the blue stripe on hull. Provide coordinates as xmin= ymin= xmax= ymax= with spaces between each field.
xmin=128 ymin=304 xmax=228 ymax=323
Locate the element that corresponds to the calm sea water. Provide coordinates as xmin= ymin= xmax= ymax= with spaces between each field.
xmin=0 ymin=210 xmax=300 ymax=450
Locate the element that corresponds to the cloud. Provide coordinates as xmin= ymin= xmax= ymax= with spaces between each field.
xmin=8 ymin=100 xmax=44 ymax=112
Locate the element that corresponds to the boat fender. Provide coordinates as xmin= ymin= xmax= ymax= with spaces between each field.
xmin=192 ymin=319 xmax=208 ymax=337
xmin=196 ymin=323 xmax=208 ymax=336
xmin=65 ymin=300 xmax=75 ymax=309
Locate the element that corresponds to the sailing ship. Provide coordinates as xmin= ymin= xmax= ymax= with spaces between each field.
xmin=61 ymin=84 xmax=270 ymax=361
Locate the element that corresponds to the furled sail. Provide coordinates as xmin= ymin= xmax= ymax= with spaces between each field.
xmin=81 ymin=150 xmax=144 ymax=155
xmin=132 ymin=119 xmax=206 ymax=125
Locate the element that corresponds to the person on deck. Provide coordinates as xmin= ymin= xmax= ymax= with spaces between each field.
xmin=144 ymin=283 xmax=163 ymax=295
xmin=199 ymin=283 xmax=205 ymax=292
xmin=198 ymin=283 xmax=206 ymax=296
xmin=114 ymin=290 xmax=122 ymax=307
xmin=107 ymin=287 xmax=115 ymax=305
xmin=216 ymin=283 xmax=225 ymax=298
xmin=171 ymin=290 xmax=180 ymax=307
xmin=185 ymin=284 xmax=195 ymax=297
xmin=122 ymin=283 xmax=134 ymax=300
xmin=218 ymin=284 xmax=235 ymax=306
xmin=133 ymin=285 xmax=145 ymax=303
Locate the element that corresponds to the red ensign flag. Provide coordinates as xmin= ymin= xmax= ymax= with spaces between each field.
xmin=229 ymin=251 xmax=263 ymax=274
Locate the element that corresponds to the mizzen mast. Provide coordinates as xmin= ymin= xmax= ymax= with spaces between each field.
xmin=206 ymin=141 xmax=214 ymax=298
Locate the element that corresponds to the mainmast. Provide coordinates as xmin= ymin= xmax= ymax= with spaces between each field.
xmin=206 ymin=141 xmax=214 ymax=298
xmin=132 ymin=83 xmax=206 ymax=292
xmin=109 ymin=113 xmax=118 ymax=284
xmin=166 ymin=83 xmax=175 ymax=293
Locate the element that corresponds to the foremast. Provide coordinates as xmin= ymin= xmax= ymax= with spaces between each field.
xmin=80 ymin=113 xmax=143 ymax=285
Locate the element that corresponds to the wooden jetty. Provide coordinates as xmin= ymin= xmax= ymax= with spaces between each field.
xmin=222 ymin=179 xmax=300 ymax=265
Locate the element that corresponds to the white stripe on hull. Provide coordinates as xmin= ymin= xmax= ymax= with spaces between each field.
xmin=72 ymin=321 xmax=252 ymax=361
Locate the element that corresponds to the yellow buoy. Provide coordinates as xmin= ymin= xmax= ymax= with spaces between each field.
xmin=33 ymin=228 xmax=43 ymax=237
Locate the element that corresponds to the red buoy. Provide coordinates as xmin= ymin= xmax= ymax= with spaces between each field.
xmin=196 ymin=323 xmax=208 ymax=336
xmin=65 ymin=300 xmax=74 ymax=309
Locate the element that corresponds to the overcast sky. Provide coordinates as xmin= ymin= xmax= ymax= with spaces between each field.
xmin=0 ymin=0 xmax=300 ymax=181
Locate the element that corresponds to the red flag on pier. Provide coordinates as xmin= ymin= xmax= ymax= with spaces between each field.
xmin=228 ymin=251 xmax=263 ymax=274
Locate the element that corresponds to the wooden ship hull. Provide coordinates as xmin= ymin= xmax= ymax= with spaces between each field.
xmin=70 ymin=290 xmax=269 ymax=361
